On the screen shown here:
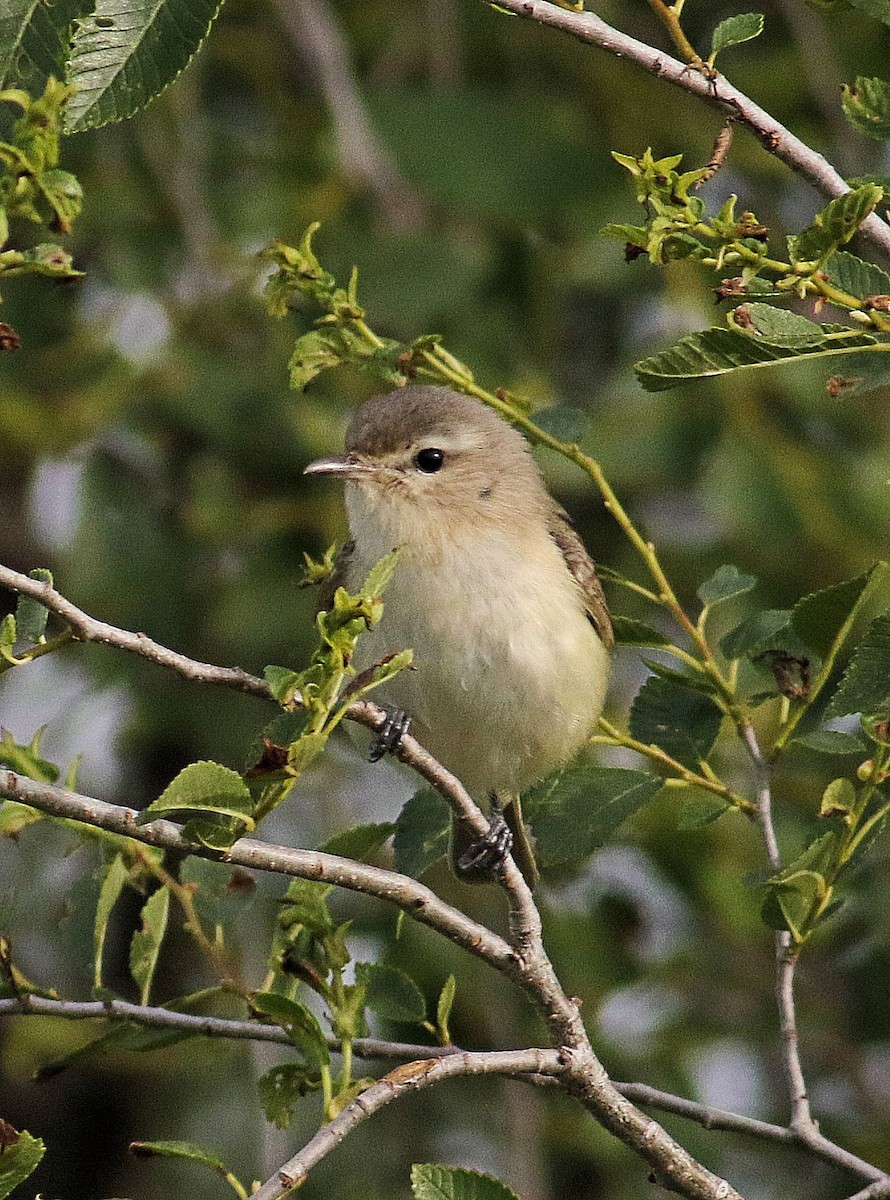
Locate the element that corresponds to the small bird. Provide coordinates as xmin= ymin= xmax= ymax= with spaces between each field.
xmin=305 ymin=385 xmax=613 ymax=886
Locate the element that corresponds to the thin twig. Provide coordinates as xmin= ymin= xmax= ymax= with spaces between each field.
xmin=272 ymin=0 xmax=425 ymax=230
xmin=250 ymin=1049 xmax=564 ymax=1200
xmin=477 ymin=0 xmax=890 ymax=259
xmin=738 ymin=721 xmax=816 ymax=1136
xmin=0 ymin=995 xmax=456 ymax=1061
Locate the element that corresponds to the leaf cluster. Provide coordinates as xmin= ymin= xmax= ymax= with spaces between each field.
xmin=604 ymin=149 xmax=890 ymax=393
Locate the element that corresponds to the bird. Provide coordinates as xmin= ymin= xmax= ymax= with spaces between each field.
xmin=304 ymin=384 xmax=613 ymax=886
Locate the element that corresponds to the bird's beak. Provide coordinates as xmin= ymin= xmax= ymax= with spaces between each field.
xmin=303 ymin=454 xmax=377 ymax=480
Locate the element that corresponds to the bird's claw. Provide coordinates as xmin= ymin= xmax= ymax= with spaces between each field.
xmin=456 ymin=812 xmax=513 ymax=881
xmin=368 ymin=705 xmax=411 ymax=762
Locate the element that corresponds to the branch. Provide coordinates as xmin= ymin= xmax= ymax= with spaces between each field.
xmin=0 ymin=769 xmax=516 ymax=974
xmin=738 ymin=721 xmax=816 ymax=1136
xmin=250 ymin=1050 xmax=566 ymax=1200
xmin=0 ymin=996 xmax=454 ymax=1062
xmin=478 ymin=0 xmax=890 ymax=260
xmin=271 ymin=0 xmax=425 ymax=230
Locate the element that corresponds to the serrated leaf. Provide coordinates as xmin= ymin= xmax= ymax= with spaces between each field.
xmin=356 ymin=962 xmax=426 ymax=1024
xmin=0 ymin=1 xmax=41 ymax=87
xmin=633 ymin=326 xmax=883 ymax=392
xmin=629 ymin=676 xmax=723 ymax=769
xmin=129 ymin=885 xmax=169 ymax=1005
xmin=827 ymin=613 xmax=890 ymax=720
xmin=94 ymin=853 xmax=128 ymax=993
xmin=730 ymin=303 xmax=827 ymax=348
xmin=611 ymin=616 xmax=672 ymax=647
xmin=13 ymin=568 xmax=52 ymax=643
xmin=793 ymin=185 xmax=884 ymax=262
xmin=794 ymin=730 xmax=868 ymax=754
xmin=0 ymin=1127 xmax=45 ymax=1200
xmin=262 ymin=664 xmax=302 ymax=705
xmin=15 ymin=0 xmax=90 ymax=86
xmin=640 ymin=657 xmax=719 ymax=694
xmin=436 ymin=974 xmax=456 ymax=1044
xmin=0 ymin=614 xmax=16 ymax=652
xmin=824 ymin=250 xmax=890 ymax=302
xmin=710 ymin=12 xmax=764 ymax=58
xmin=393 ymin=789 xmax=450 ymax=877
xmin=258 ymin=1062 xmax=322 ymax=1129
xmin=411 ymin=1164 xmax=520 ymax=1200
xmin=523 ymin=765 xmax=663 ymax=867
xmin=359 ymin=548 xmax=401 ymax=603
xmin=251 ymin=991 xmax=330 ymax=1068
xmin=720 ymin=609 xmax=795 ymax=659
xmin=137 ymin=760 xmax=254 ymax=831
xmin=697 ymin=564 xmax=758 ymax=607
xmin=64 ymin=0 xmax=227 ymax=132
xmin=318 ymin=822 xmax=395 ymax=861
xmin=791 ymin=567 xmax=879 ymax=659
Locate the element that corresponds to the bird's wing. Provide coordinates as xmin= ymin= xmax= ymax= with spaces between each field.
xmin=547 ymin=508 xmax=614 ymax=649
xmin=315 ymin=540 xmax=355 ymax=613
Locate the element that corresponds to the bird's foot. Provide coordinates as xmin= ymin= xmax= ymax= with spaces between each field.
xmin=456 ymin=811 xmax=513 ymax=882
xmin=368 ymin=705 xmax=411 ymax=762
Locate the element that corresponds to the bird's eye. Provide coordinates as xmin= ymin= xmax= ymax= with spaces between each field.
xmin=414 ymin=448 xmax=445 ymax=473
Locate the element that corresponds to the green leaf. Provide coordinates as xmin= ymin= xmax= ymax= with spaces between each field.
xmin=64 ymin=0 xmax=227 ymax=132
xmin=824 ymin=250 xmax=890 ymax=302
xmin=697 ymin=564 xmax=758 ymax=608
xmin=262 ymin=664 xmax=302 ymax=705
xmin=411 ymin=1164 xmax=520 ymax=1200
xmin=633 ymin=326 xmax=883 ymax=392
xmin=180 ymin=857 xmax=255 ymax=929
xmin=629 ymin=676 xmax=723 ymax=769
xmin=820 ymin=777 xmax=856 ymax=818
xmin=93 ymin=853 xmax=129 ymax=993
xmin=710 ymin=12 xmax=764 ymax=58
xmin=794 ymin=730 xmax=869 ymax=754
xmin=760 ymin=832 xmax=838 ymax=941
xmin=137 ymin=761 xmax=254 ymax=831
xmin=0 ymin=1 xmax=41 ymax=87
xmin=0 ymin=727 xmax=59 ymax=783
xmin=676 ymin=795 xmax=731 ymax=829
xmin=13 ymin=568 xmax=52 ymax=643
xmin=129 ymin=885 xmax=170 ymax=1006
xmin=827 ymin=613 xmax=890 ymax=720
xmin=523 ymin=765 xmax=663 ymax=867
xmin=436 ymin=974 xmax=456 ymax=1044
xmin=610 ymin=616 xmax=672 ymax=647
xmin=251 ymin=991 xmax=330 ymax=1069
xmin=318 ymin=823 xmax=395 ymax=861
xmin=791 ymin=567 xmax=880 ymax=659
xmin=393 ymin=789 xmax=450 ymax=877
xmin=0 ymin=614 xmax=16 ymax=653
xmin=793 ymin=185 xmax=884 ymax=262
xmin=719 ymin=609 xmax=795 ymax=659
xmin=0 ymin=1127 xmax=45 ymax=1200
xmin=129 ymin=1139 xmax=244 ymax=1197
xmin=0 ymin=800 xmax=42 ymax=837
xmin=356 ymin=962 xmax=427 ymax=1024
xmin=729 ymin=303 xmax=828 ymax=348
xmin=258 ymin=1062 xmax=322 ymax=1129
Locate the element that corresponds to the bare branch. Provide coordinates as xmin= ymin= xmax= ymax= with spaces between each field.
xmin=477 ymin=0 xmax=890 ymax=259
xmin=0 ymin=995 xmax=456 ymax=1061
xmin=250 ymin=1050 xmax=566 ymax=1200
xmin=738 ymin=721 xmax=816 ymax=1135
xmin=271 ymin=0 xmax=425 ymax=230
xmin=0 ymin=769 xmax=516 ymax=973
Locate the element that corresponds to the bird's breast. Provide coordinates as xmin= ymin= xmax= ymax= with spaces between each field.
xmin=346 ymin=524 xmax=610 ymax=796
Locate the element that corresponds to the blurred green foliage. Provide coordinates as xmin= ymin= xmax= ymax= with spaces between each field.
xmin=1 ymin=2 xmax=890 ymax=1199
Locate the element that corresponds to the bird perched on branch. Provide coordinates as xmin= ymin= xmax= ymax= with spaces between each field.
xmin=305 ymin=385 xmax=613 ymax=887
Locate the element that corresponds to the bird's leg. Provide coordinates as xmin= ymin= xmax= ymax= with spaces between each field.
xmin=367 ymin=705 xmax=412 ymax=762
xmin=455 ymin=794 xmax=513 ymax=882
